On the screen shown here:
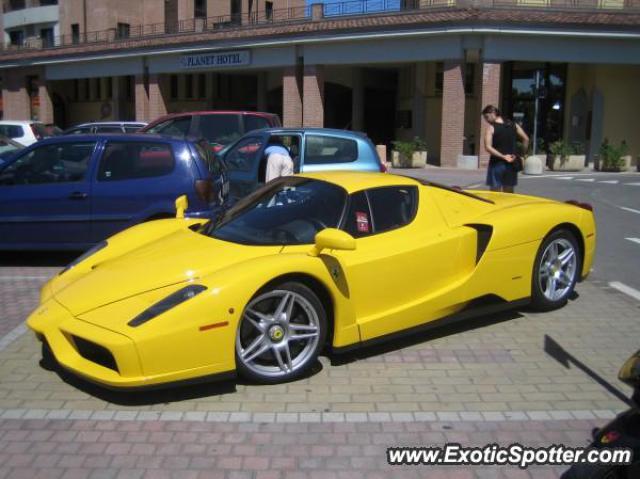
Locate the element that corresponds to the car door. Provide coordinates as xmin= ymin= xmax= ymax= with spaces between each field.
xmin=90 ymin=139 xmax=179 ymax=241
xmin=223 ymin=135 xmax=266 ymax=199
xmin=0 ymin=140 xmax=96 ymax=247
xmin=331 ymin=186 xmax=469 ymax=341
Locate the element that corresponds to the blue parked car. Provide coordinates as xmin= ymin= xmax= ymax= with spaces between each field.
xmin=217 ymin=128 xmax=386 ymax=199
xmin=0 ymin=134 xmax=228 ymax=250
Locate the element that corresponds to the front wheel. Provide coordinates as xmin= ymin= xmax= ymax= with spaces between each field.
xmin=531 ymin=229 xmax=581 ymax=311
xmin=235 ymin=282 xmax=327 ymax=384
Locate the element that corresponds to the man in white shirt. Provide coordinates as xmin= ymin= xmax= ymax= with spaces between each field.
xmin=264 ymin=141 xmax=294 ymax=182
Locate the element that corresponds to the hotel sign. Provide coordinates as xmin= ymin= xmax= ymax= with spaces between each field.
xmin=179 ymin=50 xmax=251 ymax=69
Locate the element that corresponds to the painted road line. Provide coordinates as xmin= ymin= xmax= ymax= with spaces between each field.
xmin=0 ymin=324 xmax=27 ymax=353
xmin=599 ymin=180 xmax=619 ymax=184
xmin=609 ymin=282 xmax=640 ymax=302
xmin=626 ymin=182 xmax=640 ymax=186
xmin=551 ymin=176 xmax=574 ymax=180
xmin=625 ymin=238 xmax=640 ymax=245
xmin=575 ymin=178 xmax=596 ymax=182
xmin=620 ymin=206 xmax=640 ymax=215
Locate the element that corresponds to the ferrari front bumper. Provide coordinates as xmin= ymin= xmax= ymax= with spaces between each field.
xmin=27 ymin=298 xmax=236 ymax=389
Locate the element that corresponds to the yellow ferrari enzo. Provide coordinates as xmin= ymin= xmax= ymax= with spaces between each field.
xmin=27 ymin=172 xmax=595 ymax=388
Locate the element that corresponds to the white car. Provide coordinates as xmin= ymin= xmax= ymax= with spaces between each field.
xmin=0 ymin=121 xmax=51 ymax=146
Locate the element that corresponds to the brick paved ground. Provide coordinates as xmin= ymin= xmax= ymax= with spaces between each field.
xmin=1 ymin=253 xmax=638 ymax=477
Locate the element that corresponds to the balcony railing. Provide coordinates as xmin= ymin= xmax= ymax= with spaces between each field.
xmin=0 ymin=0 xmax=638 ymax=55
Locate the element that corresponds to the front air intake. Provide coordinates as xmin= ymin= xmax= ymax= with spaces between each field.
xmin=71 ymin=335 xmax=118 ymax=372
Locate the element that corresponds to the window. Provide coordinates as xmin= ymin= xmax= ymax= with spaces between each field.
xmin=71 ymin=24 xmax=80 ymax=44
xmin=116 ymin=23 xmax=130 ymax=39
xmin=125 ymin=76 xmax=134 ymax=100
xmin=342 ymin=191 xmax=372 ymax=238
xmin=0 ymin=139 xmax=20 ymax=155
xmin=170 ymin=75 xmax=178 ymax=99
xmin=194 ymin=0 xmax=207 ymax=18
xmin=8 ymin=31 xmax=24 ymax=46
xmin=0 ymin=142 xmax=95 ymax=186
xmin=73 ymin=79 xmax=79 ymax=101
xmin=197 ymin=114 xmax=243 ymax=145
xmin=146 ymin=117 xmax=191 ymax=137
xmin=198 ymin=74 xmax=206 ymax=99
xmin=265 ymin=1 xmax=274 ymax=20
xmin=0 ymin=125 xmax=24 ymax=139
xmin=124 ymin=126 xmax=142 ymax=133
xmin=95 ymin=78 xmax=102 ymax=100
xmin=83 ymin=79 xmax=90 ymax=101
xmin=208 ymin=177 xmax=347 ymax=246
xmin=8 ymin=0 xmax=26 ymax=11
xmin=105 ymin=77 xmax=113 ymax=100
xmin=40 ymin=28 xmax=54 ymax=48
xmin=185 ymin=74 xmax=193 ymax=99
xmin=95 ymin=126 xmax=124 ymax=133
xmin=304 ymin=135 xmax=358 ymax=165
xmin=464 ymin=63 xmax=475 ymax=96
xmin=98 ymin=142 xmax=175 ymax=181
xmin=194 ymin=141 xmax=223 ymax=176
xmin=224 ymin=136 xmax=264 ymax=172
xmin=367 ymin=186 xmax=418 ymax=233
xmin=245 ymin=115 xmax=270 ymax=133
xmin=435 ymin=62 xmax=443 ymax=95
xmin=40 ymin=0 xmax=59 ymax=5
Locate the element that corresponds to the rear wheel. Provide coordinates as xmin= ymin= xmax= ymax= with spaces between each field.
xmin=531 ymin=229 xmax=581 ymax=311
xmin=235 ymin=282 xmax=327 ymax=384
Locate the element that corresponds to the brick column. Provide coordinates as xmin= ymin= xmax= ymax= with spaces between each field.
xmin=2 ymin=71 xmax=30 ymax=120
xmin=148 ymin=74 xmax=168 ymax=120
xmin=303 ymin=64 xmax=324 ymax=128
xmin=38 ymin=79 xmax=54 ymax=124
xmin=478 ymin=62 xmax=502 ymax=168
xmin=351 ymin=67 xmax=364 ymax=132
xmin=439 ymin=61 xmax=465 ymax=168
xmin=134 ymin=74 xmax=149 ymax=122
xmin=282 ymin=65 xmax=302 ymax=127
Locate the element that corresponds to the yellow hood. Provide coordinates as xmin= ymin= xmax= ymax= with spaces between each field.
xmin=54 ymin=229 xmax=281 ymax=316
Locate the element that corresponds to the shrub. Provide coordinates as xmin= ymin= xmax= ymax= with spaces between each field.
xmin=599 ymin=139 xmax=628 ymax=171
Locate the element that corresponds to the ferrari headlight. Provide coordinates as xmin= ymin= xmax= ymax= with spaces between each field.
xmin=60 ymin=240 xmax=108 ymax=275
xmin=128 ymin=285 xmax=207 ymax=327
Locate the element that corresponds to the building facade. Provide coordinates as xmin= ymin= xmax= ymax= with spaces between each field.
xmin=1 ymin=0 xmax=639 ymax=167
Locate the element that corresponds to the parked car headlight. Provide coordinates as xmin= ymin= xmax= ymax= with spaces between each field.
xmin=59 ymin=240 xmax=108 ymax=275
xmin=128 ymin=285 xmax=207 ymax=327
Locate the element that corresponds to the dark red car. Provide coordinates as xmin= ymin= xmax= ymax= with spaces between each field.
xmin=141 ymin=111 xmax=281 ymax=152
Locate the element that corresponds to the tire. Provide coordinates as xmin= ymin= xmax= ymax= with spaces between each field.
xmin=531 ymin=229 xmax=581 ymax=311
xmin=235 ymin=281 xmax=327 ymax=384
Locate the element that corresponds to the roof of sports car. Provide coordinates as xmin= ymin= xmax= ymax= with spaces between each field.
xmin=297 ymin=171 xmax=420 ymax=193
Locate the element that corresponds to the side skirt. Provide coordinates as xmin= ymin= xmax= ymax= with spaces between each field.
xmin=332 ymin=297 xmax=531 ymax=355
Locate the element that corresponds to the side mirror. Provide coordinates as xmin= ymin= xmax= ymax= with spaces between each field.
xmin=175 ymin=195 xmax=188 ymax=219
xmin=309 ymin=228 xmax=356 ymax=257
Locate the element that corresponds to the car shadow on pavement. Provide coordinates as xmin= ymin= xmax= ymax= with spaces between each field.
xmin=0 ymin=251 xmax=77 ymax=267
xmin=330 ymin=308 xmax=522 ymax=366
xmin=44 ymin=357 xmax=324 ymax=405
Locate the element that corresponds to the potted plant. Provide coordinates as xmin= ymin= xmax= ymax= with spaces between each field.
xmin=391 ymin=137 xmax=427 ymax=168
xmin=523 ymin=138 xmax=546 ymax=175
xmin=549 ymin=140 xmax=585 ymax=171
xmin=598 ymin=139 xmax=628 ymax=172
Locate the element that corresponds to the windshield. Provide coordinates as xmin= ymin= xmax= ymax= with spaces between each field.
xmin=204 ymin=177 xmax=347 ymax=245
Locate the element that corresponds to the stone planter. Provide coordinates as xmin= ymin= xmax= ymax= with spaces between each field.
xmin=392 ymin=150 xmax=427 ymax=168
xmin=524 ymin=155 xmax=545 ymax=175
xmin=550 ymin=155 xmax=585 ymax=172
xmin=457 ymin=155 xmax=478 ymax=170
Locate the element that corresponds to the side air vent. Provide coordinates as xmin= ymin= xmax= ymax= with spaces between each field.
xmin=465 ymin=224 xmax=493 ymax=264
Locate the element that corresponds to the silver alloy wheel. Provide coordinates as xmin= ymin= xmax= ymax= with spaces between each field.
xmin=236 ymin=290 xmax=321 ymax=378
xmin=538 ymin=237 xmax=578 ymax=302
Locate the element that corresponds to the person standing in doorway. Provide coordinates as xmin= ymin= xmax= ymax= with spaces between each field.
xmin=482 ymin=105 xmax=529 ymax=193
